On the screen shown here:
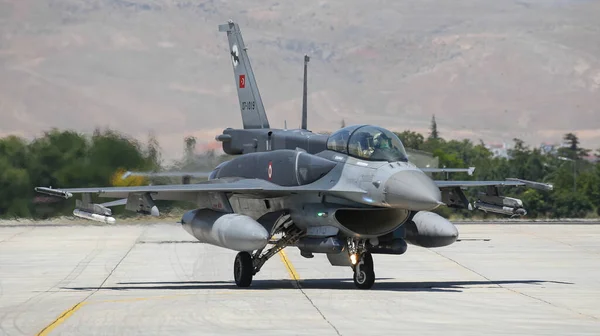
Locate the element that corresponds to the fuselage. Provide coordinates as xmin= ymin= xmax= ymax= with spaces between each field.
xmin=193 ymin=124 xmax=459 ymax=248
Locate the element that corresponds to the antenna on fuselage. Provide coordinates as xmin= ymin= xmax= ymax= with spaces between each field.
xmin=301 ymin=54 xmax=309 ymax=130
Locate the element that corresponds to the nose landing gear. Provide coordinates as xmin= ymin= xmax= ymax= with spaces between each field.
xmin=347 ymin=238 xmax=376 ymax=289
xmin=353 ymin=252 xmax=375 ymax=289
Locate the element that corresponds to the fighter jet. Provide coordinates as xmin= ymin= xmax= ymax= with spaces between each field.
xmin=35 ymin=20 xmax=553 ymax=290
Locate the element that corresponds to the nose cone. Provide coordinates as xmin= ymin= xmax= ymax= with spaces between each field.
xmin=384 ymin=170 xmax=442 ymax=210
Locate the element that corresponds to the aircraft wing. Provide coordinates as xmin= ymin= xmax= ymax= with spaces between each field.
xmin=434 ymin=178 xmax=553 ymax=191
xmin=35 ymin=178 xmax=366 ymax=223
xmin=435 ymin=178 xmax=553 ymax=217
xmin=35 ymin=178 xmax=366 ymax=200
xmin=122 ymin=171 xmax=211 ymax=179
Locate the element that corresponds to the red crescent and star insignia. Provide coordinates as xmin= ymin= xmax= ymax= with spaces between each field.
xmin=268 ymin=161 xmax=273 ymax=180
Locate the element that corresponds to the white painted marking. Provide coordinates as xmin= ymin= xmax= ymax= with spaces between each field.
xmin=231 ymin=44 xmax=239 ymax=67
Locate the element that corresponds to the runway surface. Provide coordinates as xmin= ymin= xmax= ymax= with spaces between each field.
xmin=0 ymin=222 xmax=599 ymax=335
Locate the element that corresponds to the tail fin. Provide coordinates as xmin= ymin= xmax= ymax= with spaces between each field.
xmin=301 ymin=55 xmax=309 ymax=130
xmin=219 ymin=20 xmax=269 ymax=129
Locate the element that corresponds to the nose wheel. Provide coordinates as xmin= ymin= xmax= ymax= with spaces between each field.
xmin=353 ymin=252 xmax=375 ymax=289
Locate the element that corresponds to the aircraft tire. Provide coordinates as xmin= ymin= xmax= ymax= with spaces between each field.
xmin=234 ymin=251 xmax=253 ymax=287
xmin=353 ymin=252 xmax=375 ymax=289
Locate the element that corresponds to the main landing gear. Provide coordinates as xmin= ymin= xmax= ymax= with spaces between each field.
xmin=234 ymin=251 xmax=254 ymax=287
xmin=233 ymin=224 xmax=303 ymax=288
xmin=348 ymin=238 xmax=376 ymax=289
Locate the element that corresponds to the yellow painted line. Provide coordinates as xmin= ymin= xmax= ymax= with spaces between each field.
xmin=37 ymin=291 xmax=237 ymax=335
xmin=278 ymin=249 xmax=300 ymax=281
xmin=37 ymin=302 xmax=87 ymax=336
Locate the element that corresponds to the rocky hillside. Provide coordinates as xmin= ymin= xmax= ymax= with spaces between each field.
xmin=1 ymin=0 xmax=599 ymax=160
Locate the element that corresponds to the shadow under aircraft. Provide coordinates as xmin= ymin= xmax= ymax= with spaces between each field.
xmin=62 ymin=279 xmax=572 ymax=294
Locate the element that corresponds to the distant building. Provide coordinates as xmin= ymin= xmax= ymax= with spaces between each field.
xmin=485 ymin=143 xmax=510 ymax=159
xmin=582 ymin=154 xmax=599 ymax=163
xmin=538 ymin=141 xmax=600 ymax=163
xmin=539 ymin=142 xmax=559 ymax=155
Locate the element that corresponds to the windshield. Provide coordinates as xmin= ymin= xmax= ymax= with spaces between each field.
xmin=327 ymin=125 xmax=409 ymax=162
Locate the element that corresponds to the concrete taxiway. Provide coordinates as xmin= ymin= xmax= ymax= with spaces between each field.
xmin=0 ymin=222 xmax=599 ymax=335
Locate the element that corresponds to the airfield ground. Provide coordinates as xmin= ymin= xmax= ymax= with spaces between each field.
xmin=0 ymin=222 xmax=599 ymax=335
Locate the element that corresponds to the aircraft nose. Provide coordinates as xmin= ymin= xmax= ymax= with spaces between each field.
xmin=383 ymin=170 xmax=443 ymax=211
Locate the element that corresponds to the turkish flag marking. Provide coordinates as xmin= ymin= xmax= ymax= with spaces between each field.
xmin=268 ymin=161 xmax=273 ymax=180
xmin=239 ymin=74 xmax=246 ymax=88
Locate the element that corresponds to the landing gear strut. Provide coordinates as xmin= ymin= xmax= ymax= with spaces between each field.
xmin=348 ymin=238 xmax=375 ymax=289
xmin=232 ymin=222 xmax=303 ymax=288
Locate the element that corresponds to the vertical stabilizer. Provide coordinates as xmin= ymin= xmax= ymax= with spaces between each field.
xmin=301 ymin=55 xmax=309 ymax=130
xmin=219 ymin=20 xmax=269 ymax=129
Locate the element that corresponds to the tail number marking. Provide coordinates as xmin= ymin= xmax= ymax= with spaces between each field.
xmin=241 ymin=101 xmax=256 ymax=110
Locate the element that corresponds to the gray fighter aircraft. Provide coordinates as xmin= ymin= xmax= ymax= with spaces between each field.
xmin=35 ymin=20 xmax=553 ymax=289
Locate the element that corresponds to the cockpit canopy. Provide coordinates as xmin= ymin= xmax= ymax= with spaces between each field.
xmin=326 ymin=125 xmax=409 ymax=162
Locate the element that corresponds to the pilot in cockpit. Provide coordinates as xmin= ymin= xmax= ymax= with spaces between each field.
xmin=353 ymin=131 xmax=392 ymax=159
xmin=371 ymin=132 xmax=394 ymax=160
xmin=374 ymin=132 xmax=391 ymax=150
xmin=353 ymin=132 xmax=374 ymax=159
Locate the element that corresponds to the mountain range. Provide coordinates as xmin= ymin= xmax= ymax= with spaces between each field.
xmin=1 ymin=0 xmax=599 ymax=161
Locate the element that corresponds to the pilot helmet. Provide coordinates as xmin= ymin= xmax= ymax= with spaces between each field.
xmin=374 ymin=132 xmax=391 ymax=149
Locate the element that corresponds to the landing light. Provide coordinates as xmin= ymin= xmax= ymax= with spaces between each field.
xmin=350 ymin=253 xmax=358 ymax=265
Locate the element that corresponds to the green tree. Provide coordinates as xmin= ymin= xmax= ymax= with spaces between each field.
xmin=428 ymin=115 xmax=439 ymax=140
xmin=551 ymin=191 xmax=593 ymax=218
xmin=0 ymin=136 xmax=32 ymax=217
xmin=520 ymin=189 xmax=552 ymax=218
xmin=559 ymin=132 xmax=590 ymax=160
xmin=577 ymin=170 xmax=600 ymax=208
xmin=145 ymin=131 xmax=162 ymax=170
xmin=86 ymin=129 xmax=153 ymax=185
xmin=395 ymin=130 xmax=424 ymax=150
xmin=183 ymin=136 xmax=197 ymax=167
xmin=1 ymin=126 xmax=596 ymax=220
xmin=27 ymin=129 xmax=90 ymax=189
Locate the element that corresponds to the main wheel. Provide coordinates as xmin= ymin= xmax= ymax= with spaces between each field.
xmin=234 ymin=251 xmax=254 ymax=287
xmin=353 ymin=252 xmax=375 ymax=289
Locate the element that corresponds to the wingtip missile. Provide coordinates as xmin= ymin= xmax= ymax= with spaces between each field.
xmin=505 ymin=178 xmax=554 ymax=191
xmin=73 ymin=209 xmax=116 ymax=224
xmin=34 ymin=187 xmax=72 ymax=199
